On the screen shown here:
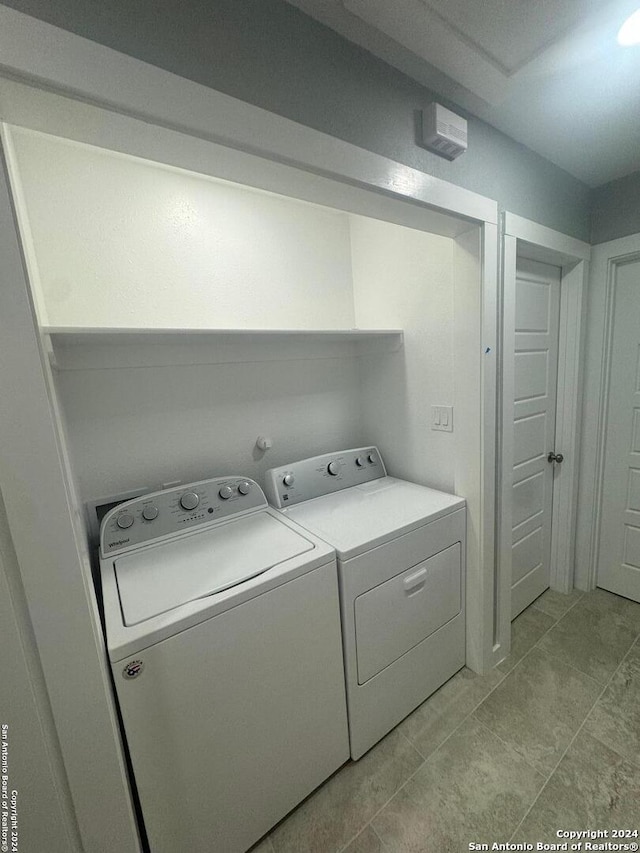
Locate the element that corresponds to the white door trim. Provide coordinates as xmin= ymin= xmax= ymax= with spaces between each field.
xmin=453 ymin=223 xmax=500 ymax=673
xmin=577 ymin=235 xmax=640 ymax=591
xmin=503 ymin=213 xmax=590 ymax=265
xmin=0 ymin=5 xmax=496 ymax=227
xmin=0 ymin=11 xmax=501 ymax=845
xmin=498 ymin=213 xmax=589 ymax=653
xmin=480 ymin=222 xmax=500 ymax=671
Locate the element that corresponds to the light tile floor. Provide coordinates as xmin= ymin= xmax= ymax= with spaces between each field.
xmin=251 ymin=588 xmax=640 ymax=853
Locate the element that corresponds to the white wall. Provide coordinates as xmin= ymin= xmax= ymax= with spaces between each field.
xmin=10 ymin=124 xmax=465 ymax=530
xmin=351 ymin=216 xmax=456 ymax=490
xmin=0 ymin=489 xmax=81 ymax=853
xmin=10 ymin=133 xmax=460 ymax=506
xmin=52 ymin=213 xmax=458 ymax=514
xmin=5 ymin=124 xmax=468 ymax=504
xmin=56 ymin=355 xmax=365 ymax=502
xmin=8 ymin=127 xmax=356 ymax=330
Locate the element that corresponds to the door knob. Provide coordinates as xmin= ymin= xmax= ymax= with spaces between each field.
xmin=548 ymin=452 xmax=564 ymax=464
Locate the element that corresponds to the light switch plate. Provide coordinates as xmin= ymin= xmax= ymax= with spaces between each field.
xmin=432 ymin=405 xmax=453 ymax=432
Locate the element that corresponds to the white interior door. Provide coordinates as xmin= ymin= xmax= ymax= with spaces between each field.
xmin=597 ymin=257 xmax=640 ymax=602
xmin=510 ymin=257 xmax=561 ymax=617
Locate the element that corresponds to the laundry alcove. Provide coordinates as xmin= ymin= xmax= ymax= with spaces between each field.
xmin=0 ymin=75 xmax=498 ymax=852
xmin=6 ymin=120 xmax=489 ymax=533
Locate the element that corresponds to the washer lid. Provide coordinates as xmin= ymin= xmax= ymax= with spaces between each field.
xmin=114 ymin=511 xmax=314 ymax=625
xmin=283 ymin=477 xmax=465 ymax=560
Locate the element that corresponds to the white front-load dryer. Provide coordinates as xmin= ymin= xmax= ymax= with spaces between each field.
xmin=100 ymin=476 xmax=349 ymax=853
xmin=265 ymin=448 xmax=466 ymax=759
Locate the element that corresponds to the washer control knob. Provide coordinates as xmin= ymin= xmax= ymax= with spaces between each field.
xmin=327 ymin=461 xmax=341 ymax=476
xmin=117 ymin=512 xmax=134 ymax=529
xmin=142 ymin=505 xmax=159 ymax=521
xmin=180 ymin=492 xmax=200 ymax=511
xmin=283 ymin=474 xmax=295 ymax=487
xmin=367 ymin=453 xmax=376 ymax=464
xmin=355 ymin=457 xmax=365 ymax=467
xmin=219 ymin=486 xmax=234 ymax=500
xmin=237 ymin=481 xmax=251 ymax=495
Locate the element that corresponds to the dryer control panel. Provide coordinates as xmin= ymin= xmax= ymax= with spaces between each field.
xmin=264 ymin=447 xmax=386 ymax=508
xmin=100 ymin=477 xmax=265 ymax=557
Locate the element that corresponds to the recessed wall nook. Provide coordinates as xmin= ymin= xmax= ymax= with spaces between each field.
xmin=0 ymin=74 xmax=498 ymax=853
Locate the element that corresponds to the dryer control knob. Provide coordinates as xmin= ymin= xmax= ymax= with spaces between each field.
xmin=355 ymin=457 xmax=365 ymax=467
xmin=219 ymin=486 xmax=234 ymax=500
xmin=142 ymin=505 xmax=159 ymax=521
xmin=283 ymin=474 xmax=295 ymax=487
xmin=327 ymin=461 xmax=341 ymax=476
xmin=237 ymin=481 xmax=251 ymax=495
xmin=117 ymin=512 xmax=134 ymax=529
xmin=180 ymin=492 xmax=200 ymax=511
xmin=367 ymin=453 xmax=376 ymax=464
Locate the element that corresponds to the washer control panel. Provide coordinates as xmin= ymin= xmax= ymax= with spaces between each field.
xmin=264 ymin=447 xmax=386 ymax=508
xmin=100 ymin=476 xmax=265 ymax=557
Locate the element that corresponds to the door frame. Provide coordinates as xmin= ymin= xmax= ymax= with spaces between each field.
xmin=575 ymin=233 xmax=640 ymax=591
xmin=498 ymin=213 xmax=589 ymax=655
xmin=0 ymin=7 xmax=500 ymax=848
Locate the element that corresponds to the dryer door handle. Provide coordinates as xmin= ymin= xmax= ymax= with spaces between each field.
xmin=403 ymin=567 xmax=427 ymax=594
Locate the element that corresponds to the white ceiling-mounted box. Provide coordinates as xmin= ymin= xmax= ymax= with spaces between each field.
xmin=422 ymin=103 xmax=468 ymax=160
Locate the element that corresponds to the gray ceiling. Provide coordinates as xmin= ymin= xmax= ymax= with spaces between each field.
xmin=286 ymin=0 xmax=640 ymax=187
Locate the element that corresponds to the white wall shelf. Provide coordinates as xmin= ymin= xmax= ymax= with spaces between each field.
xmin=42 ymin=326 xmax=404 ymax=370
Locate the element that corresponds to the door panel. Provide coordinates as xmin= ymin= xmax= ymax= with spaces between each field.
xmin=512 ymin=527 xmax=544 ymax=585
xmin=511 ymin=258 xmax=561 ymax=618
xmin=632 ymin=409 xmax=640 ymax=451
xmin=624 ymin=527 xmax=640 ymax=568
xmin=514 ymin=414 xmax=546 ymax=466
xmin=512 ymin=471 xmax=544 ymax=530
xmin=514 ymin=351 xmax=548 ymax=399
xmin=598 ymin=258 xmax=640 ymax=602
xmin=629 ymin=469 xmax=640 ymax=510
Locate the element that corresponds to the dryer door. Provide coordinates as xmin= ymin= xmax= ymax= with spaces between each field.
xmin=354 ymin=543 xmax=461 ymax=684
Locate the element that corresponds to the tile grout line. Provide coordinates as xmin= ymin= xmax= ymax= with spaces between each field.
xmin=348 ymin=593 xmax=638 ymax=852
xmin=499 ymin=592 xmax=586 ymax=676
xmin=499 ymin=628 xmax=604 ymax=691
xmin=528 ymin=642 xmax=614 ymax=686
xmin=352 ymin=615 xmax=635 ymax=853
xmin=504 ymin=590 xmax=636 ymax=687
xmin=530 ymin=592 xmax=640 ymax=684
xmin=471 ymin=716 xmax=548 ymax=782
xmin=535 ymin=590 xmax=586 ymax=630
xmin=281 ymin=593 xmax=636 ymax=853
xmin=507 ymin=629 xmax=640 ymax=843
xmin=347 ymin=637 xmax=571 ymax=853
xmin=586 ymin=729 xmax=640 ymax=772
xmin=335 ymin=728 xmax=426 ymax=853
xmin=361 ymin=598 xmax=599 ymax=846
xmin=473 ymin=594 xmax=617 ymax=787
xmin=335 ymin=760 xmax=422 ymax=851
xmin=530 ymin=589 xmax=585 ymax=626
xmin=337 ymin=667 xmax=514 ymax=852
xmin=584 ymin=633 xmax=640 ymax=770
xmin=354 ymin=821 xmax=391 ymax=853
xmin=368 ymin=823 xmax=388 ymax=851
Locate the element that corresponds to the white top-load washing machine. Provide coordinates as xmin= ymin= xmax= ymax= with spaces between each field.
xmin=265 ymin=447 xmax=466 ymax=759
xmin=99 ymin=475 xmax=349 ymax=853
